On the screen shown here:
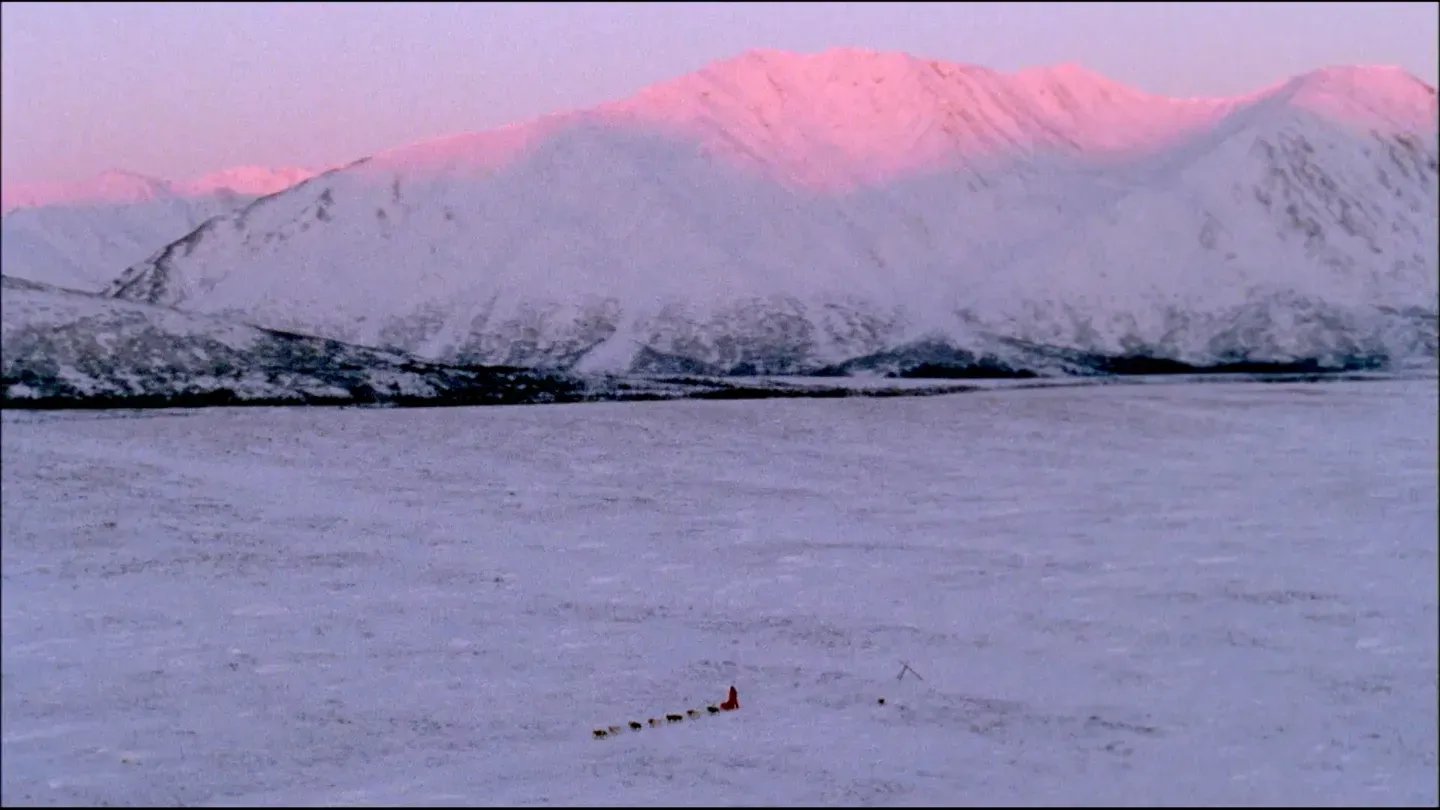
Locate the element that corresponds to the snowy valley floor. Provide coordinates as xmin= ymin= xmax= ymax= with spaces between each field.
xmin=2 ymin=379 xmax=1437 ymax=806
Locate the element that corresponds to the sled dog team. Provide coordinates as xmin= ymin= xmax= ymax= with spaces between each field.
xmin=593 ymin=685 xmax=740 ymax=739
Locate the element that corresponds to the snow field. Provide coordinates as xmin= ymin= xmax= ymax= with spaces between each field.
xmin=2 ymin=380 xmax=1437 ymax=806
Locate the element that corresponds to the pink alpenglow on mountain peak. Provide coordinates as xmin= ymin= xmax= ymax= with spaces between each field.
xmin=1274 ymin=64 xmax=1440 ymax=132
xmin=5 ymin=51 xmax=1436 ymax=205
xmin=361 ymin=115 xmax=583 ymax=179
xmin=59 ymin=48 xmax=1436 ymax=380
xmin=0 ymin=170 xmax=173 ymax=211
xmin=350 ymin=49 xmax=1432 ymax=192
xmin=1 ymin=166 xmax=318 ymax=212
xmin=176 ymin=166 xmax=319 ymax=198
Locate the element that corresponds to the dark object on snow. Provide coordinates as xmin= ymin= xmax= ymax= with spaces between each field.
xmin=720 ymin=685 xmax=740 ymax=710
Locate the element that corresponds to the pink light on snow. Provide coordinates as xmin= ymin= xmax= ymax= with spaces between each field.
xmin=6 ymin=51 xmax=1435 ymax=207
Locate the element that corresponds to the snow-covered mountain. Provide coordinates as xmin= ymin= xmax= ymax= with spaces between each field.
xmin=0 ymin=274 xmax=594 ymax=407
xmin=105 ymin=50 xmax=1440 ymax=376
xmin=0 ymin=166 xmax=316 ymax=211
xmin=1 ymin=197 xmax=241 ymax=293
xmin=0 ymin=167 xmax=318 ymax=293
xmin=174 ymin=166 xmax=319 ymax=199
xmin=6 ymin=274 xmax=989 ymax=409
xmin=0 ymin=170 xmax=175 ymax=211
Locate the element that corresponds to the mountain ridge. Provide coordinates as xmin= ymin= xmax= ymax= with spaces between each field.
xmin=1 ymin=165 xmax=319 ymax=212
xmin=352 ymin=51 xmax=1436 ymax=189
xmin=3 ymin=273 xmax=1017 ymax=409
xmin=29 ymin=49 xmax=1440 ymax=379
xmin=6 ymin=52 xmax=1433 ymax=207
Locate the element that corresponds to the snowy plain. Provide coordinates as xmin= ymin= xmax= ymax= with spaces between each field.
xmin=2 ymin=378 xmax=1437 ymax=807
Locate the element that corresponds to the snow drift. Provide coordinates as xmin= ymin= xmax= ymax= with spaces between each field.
xmin=97 ymin=50 xmax=1440 ymax=376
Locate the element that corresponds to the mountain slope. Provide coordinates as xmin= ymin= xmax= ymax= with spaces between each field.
xmin=5 ymin=275 xmax=990 ymax=409
xmin=0 ymin=275 xmax=598 ymax=408
xmin=105 ymin=50 xmax=1440 ymax=377
xmin=1 ymin=166 xmax=320 ymax=293
xmin=1 ymin=197 xmax=241 ymax=293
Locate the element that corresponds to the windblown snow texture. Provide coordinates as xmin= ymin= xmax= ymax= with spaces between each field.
xmin=98 ymin=51 xmax=1438 ymax=378
xmin=2 ymin=381 xmax=1435 ymax=805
